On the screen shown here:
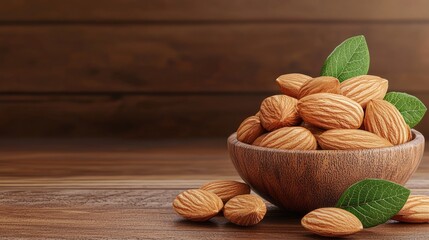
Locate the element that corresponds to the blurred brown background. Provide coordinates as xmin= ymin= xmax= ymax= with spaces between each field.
xmin=0 ymin=0 xmax=428 ymax=139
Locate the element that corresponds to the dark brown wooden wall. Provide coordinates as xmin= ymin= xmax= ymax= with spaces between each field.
xmin=0 ymin=0 xmax=428 ymax=138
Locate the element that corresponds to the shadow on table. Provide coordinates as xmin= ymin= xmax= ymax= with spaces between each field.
xmin=173 ymin=206 xmax=302 ymax=229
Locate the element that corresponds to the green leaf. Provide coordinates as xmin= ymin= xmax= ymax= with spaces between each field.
xmin=321 ymin=35 xmax=370 ymax=82
xmin=335 ymin=179 xmax=410 ymax=228
xmin=384 ymin=92 xmax=427 ymax=128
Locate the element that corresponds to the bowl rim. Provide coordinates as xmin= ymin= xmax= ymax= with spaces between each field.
xmin=228 ymin=129 xmax=424 ymax=154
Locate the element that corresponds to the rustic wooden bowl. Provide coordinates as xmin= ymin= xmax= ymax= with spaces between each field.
xmin=227 ymin=129 xmax=425 ymax=213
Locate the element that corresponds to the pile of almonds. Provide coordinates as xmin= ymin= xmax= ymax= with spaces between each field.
xmin=237 ymin=74 xmax=411 ymax=150
xmin=173 ymin=180 xmax=267 ymax=226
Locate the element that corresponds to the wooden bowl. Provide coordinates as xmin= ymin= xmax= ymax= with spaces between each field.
xmin=227 ymin=129 xmax=425 ymax=213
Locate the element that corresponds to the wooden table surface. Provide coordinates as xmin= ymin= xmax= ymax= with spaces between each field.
xmin=0 ymin=139 xmax=428 ymax=239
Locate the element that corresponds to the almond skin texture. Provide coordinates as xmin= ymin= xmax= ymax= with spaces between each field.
xmin=318 ymin=129 xmax=393 ymax=150
xmin=276 ymin=73 xmax=312 ymax=98
xmin=392 ymin=195 xmax=429 ymax=223
xmin=364 ymin=99 xmax=411 ymax=145
xmin=252 ymin=133 xmax=269 ymax=146
xmin=200 ymin=180 xmax=251 ymax=203
xmin=237 ymin=116 xmax=265 ymax=144
xmin=301 ymin=208 xmax=363 ymax=237
xmin=224 ymin=194 xmax=267 ymax=226
xmin=298 ymin=93 xmax=364 ymax=129
xmin=340 ymin=75 xmax=388 ymax=108
xmin=298 ymin=76 xmax=340 ymax=99
xmin=259 ymin=95 xmax=301 ymax=131
xmin=259 ymin=127 xmax=317 ymax=150
xmin=173 ymin=189 xmax=223 ymax=222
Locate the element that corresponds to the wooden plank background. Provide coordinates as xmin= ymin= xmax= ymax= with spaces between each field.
xmin=0 ymin=0 xmax=428 ymax=138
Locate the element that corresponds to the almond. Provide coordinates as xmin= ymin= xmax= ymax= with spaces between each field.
xmin=200 ymin=180 xmax=251 ymax=203
xmin=392 ymin=195 xmax=429 ymax=223
xmin=340 ymin=75 xmax=388 ymax=108
xmin=224 ymin=194 xmax=267 ymax=226
xmin=301 ymin=208 xmax=363 ymax=237
xmin=298 ymin=76 xmax=340 ymax=99
xmin=237 ymin=116 xmax=265 ymax=144
xmin=298 ymin=93 xmax=364 ymax=129
xmin=173 ymin=189 xmax=223 ymax=221
xmin=252 ymin=133 xmax=269 ymax=146
xmin=259 ymin=127 xmax=317 ymax=150
xmin=318 ymin=129 xmax=393 ymax=150
xmin=364 ymin=99 xmax=411 ymax=145
xmin=276 ymin=73 xmax=312 ymax=98
xmin=259 ymin=95 xmax=301 ymax=131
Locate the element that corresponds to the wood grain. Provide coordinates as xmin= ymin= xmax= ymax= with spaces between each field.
xmin=0 ymin=93 xmax=427 ymax=139
xmin=0 ymin=94 xmax=265 ymax=138
xmin=1 ymin=0 xmax=429 ymax=22
xmin=0 ymin=138 xmax=236 ymax=180
xmin=0 ymin=139 xmax=427 ymax=239
xmin=0 ymin=24 xmax=429 ymax=93
xmin=228 ymin=131 xmax=425 ymax=212
xmin=0 ymin=1 xmax=428 ymax=140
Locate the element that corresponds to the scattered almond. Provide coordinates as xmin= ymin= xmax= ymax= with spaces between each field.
xmin=301 ymin=207 xmax=363 ymax=237
xmin=392 ymin=195 xmax=429 ymax=223
xmin=259 ymin=127 xmax=317 ymax=150
xmin=298 ymin=76 xmax=340 ymax=99
xmin=173 ymin=189 xmax=223 ymax=222
xmin=224 ymin=194 xmax=267 ymax=226
xmin=276 ymin=73 xmax=312 ymax=98
xmin=340 ymin=75 xmax=388 ymax=108
xmin=237 ymin=116 xmax=265 ymax=144
xmin=259 ymin=95 xmax=301 ymax=131
xmin=298 ymin=93 xmax=364 ymax=130
xmin=318 ymin=129 xmax=393 ymax=150
xmin=364 ymin=99 xmax=411 ymax=145
xmin=200 ymin=180 xmax=251 ymax=203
